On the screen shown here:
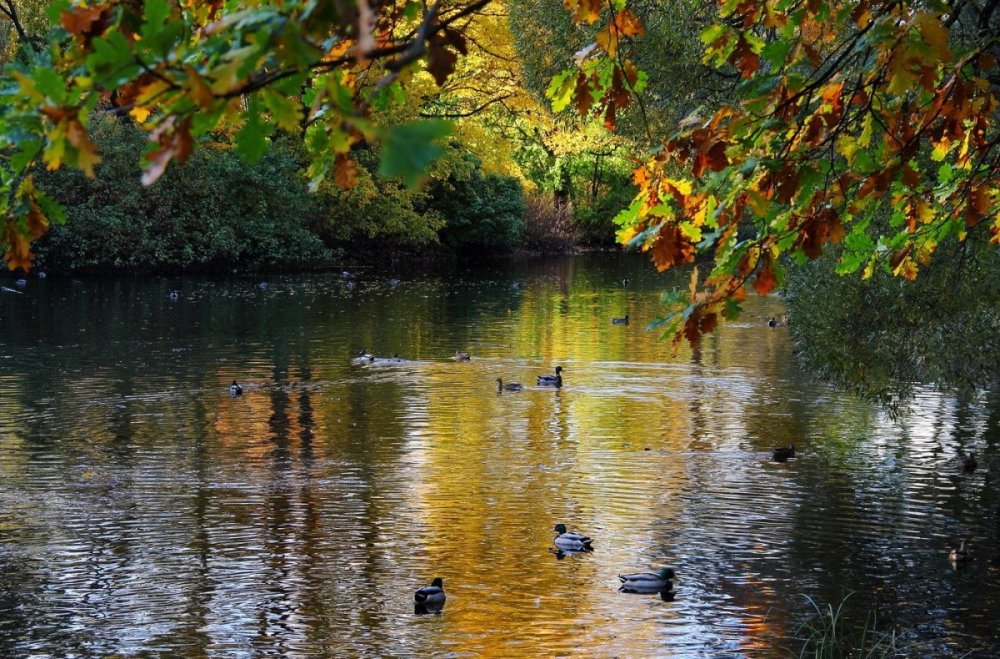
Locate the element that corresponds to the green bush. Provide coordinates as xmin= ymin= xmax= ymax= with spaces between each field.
xmin=430 ymin=152 xmax=526 ymax=249
xmin=33 ymin=119 xmax=332 ymax=273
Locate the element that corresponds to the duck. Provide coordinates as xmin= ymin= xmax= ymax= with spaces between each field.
xmin=961 ymin=452 xmax=977 ymax=473
xmin=453 ymin=351 xmax=471 ymax=361
xmin=351 ymin=349 xmax=375 ymax=365
xmin=554 ymin=524 xmax=593 ymax=552
xmin=229 ymin=380 xmax=243 ymax=396
xmin=621 ymin=277 xmax=630 ymax=287
xmin=496 ymin=377 xmax=523 ymax=392
xmin=618 ymin=568 xmax=675 ymax=593
xmin=611 ymin=314 xmax=629 ymax=325
xmin=537 ymin=366 xmax=563 ymax=387
xmin=949 ymin=540 xmax=971 ymax=567
xmin=414 ymin=577 xmax=446 ymax=605
xmin=168 ymin=290 xmax=180 ymax=301
xmin=772 ymin=445 xmax=795 ymax=462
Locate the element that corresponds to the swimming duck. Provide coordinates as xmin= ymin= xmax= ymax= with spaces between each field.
xmin=611 ymin=314 xmax=629 ymax=325
xmin=414 ymin=577 xmax=446 ymax=605
xmin=229 ymin=380 xmax=243 ymax=396
xmin=618 ymin=568 xmax=675 ymax=593
xmin=949 ymin=540 xmax=971 ymax=567
xmin=168 ymin=290 xmax=180 ymax=301
xmin=537 ymin=366 xmax=563 ymax=387
xmin=351 ymin=349 xmax=375 ymax=365
xmin=453 ymin=351 xmax=471 ymax=361
xmin=772 ymin=446 xmax=795 ymax=462
xmin=554 ymin=524 xmax=593 ymax=552
xmin=961 ymin=452 xmax=977 ymax=473
xmin=621 ymin=277 xmax=630 ymax=287
xmin=496 ymin=378 xmax=523 ymax=392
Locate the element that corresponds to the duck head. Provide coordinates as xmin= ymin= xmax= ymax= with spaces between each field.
xmin=554 ymin=523 xmax=568 ymax=534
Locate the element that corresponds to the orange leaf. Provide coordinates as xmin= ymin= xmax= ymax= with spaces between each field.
xmin=4 ymin=229 xmax=33 ymax=271
xmin=648 ymin=224 xmax=696 ymax=271
xmin=753 ymin=263 xmax=777 ymax=295
xmin=614 ymin=9 xmax=646 ymax=37
xmin=564 ymin=0 xmax=602 ymax=24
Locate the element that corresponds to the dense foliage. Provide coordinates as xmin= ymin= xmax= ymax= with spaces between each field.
xmin=786 ymin=234 xmax=1000 ymax=414
xmin=32 ymin=118 xmax=332 ymax=272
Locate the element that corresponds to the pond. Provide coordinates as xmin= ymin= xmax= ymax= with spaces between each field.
xmin=1 ymin=254 xmax=998 ymax=657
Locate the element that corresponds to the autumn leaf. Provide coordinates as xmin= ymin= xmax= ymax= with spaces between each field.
xmin=753 ymin=263 xmax=777 ymax=295
xmin=334 ymin=154 xmax=359 ymax=188
xmin=564 ymin=0 xmax=602 ymax=24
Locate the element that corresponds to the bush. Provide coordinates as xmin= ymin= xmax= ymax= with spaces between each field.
xmin=430 ymin=152 xmax=526 ymax=249
xmin=522 ymin=194 xmax=575 ymax=252
xmin=33 ymin=119 xmax=332 ymax=273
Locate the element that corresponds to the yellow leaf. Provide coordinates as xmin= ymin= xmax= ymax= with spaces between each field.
xmin=912 ymin=12 xmax=950 ymax=61
xmin=130 ymin=106 xmax=151 ymax=123
xmin=137 ymin=79 xmax=172 ymax=105
xmin=185 ymin=66 xmax=215 ymax=108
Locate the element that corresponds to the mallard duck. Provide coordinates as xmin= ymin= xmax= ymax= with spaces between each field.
xmin=414 ymin=577 xmax=446 ymax=605
xmin=537 ymin=366 xmax=563 ymax=387
xmin=453 ymin=351 xmax=471 ymax=361
xmin=554 ymin=523 xmax=593 ymax=552
xmin=351 ymin=349 xmax=375 ymax=365
xmin=229 ymin=380 xmax=243 ymax=396
xmin=168 ymin=290 xmax=180 ymax=301
xmin=773 ymin=445 xmax=795 ymax=462
xmin=621 ymin=277 xmax=630 ymax=287
xmin=961 ymin=452 xmax=977 ymax=473
xmin=618 ymin=568 xmax=676 ymax=592
xmin=949 ymin=540 xmax=971 ymax=566
xmin=496 ymin=377 xmax=523 ymax=392
xmin=611 ymin=314 xmax=629 ymax=325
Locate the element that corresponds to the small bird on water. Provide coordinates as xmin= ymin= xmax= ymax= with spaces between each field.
xmin=230 ymin=380 xmax=243 ymax=396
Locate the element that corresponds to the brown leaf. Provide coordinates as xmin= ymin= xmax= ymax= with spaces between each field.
xmin=682 ymin=307 xmax=718 ymax=348
xmin=427 ymin=40 xmax=458 ymax=86
xmin=334 ymin=154 xmax=359 ymax=188
xmin=603 ymin=101 xmax=616 ymax=131
xmin=574 ymin=72 xmax=593 ymax=116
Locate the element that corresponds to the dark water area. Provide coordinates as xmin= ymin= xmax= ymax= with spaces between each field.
xmin=1 ymin=254 xmax=999 ymax=657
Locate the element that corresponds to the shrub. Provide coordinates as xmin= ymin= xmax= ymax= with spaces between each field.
xmin=522 ymin=194 xmax=575 ymax=252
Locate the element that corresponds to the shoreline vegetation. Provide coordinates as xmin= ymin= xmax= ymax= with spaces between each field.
xmin=16 ymin=119 xmax=627 ymax=277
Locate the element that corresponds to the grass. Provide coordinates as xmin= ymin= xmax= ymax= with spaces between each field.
xmin=792 ymin=593 xmax=898 ymax=658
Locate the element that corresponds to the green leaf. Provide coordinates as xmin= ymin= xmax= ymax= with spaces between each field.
xmin=87 ymin=32 xmax=140 ymax=87
xmin=546 ymin=70 xmax=576 ymax=113
xmin=761 ymin=40 xmax=792 ymax=68
xmin=236 ymin=97 xmax=275 ymax=164
xmin=378 ymin=120 xmax=453 ymax=188
xmin=32 ymin=67 xmax=66 ymax=104
xmin=36 ymin=191 xmax=67 ymax=225
xmin=142 ymin=0 xmax=171 ymax=38
xmin=10 ymin=140 xmax=43 ymax=175
xmin=262 ymin=88 xmax=302 ymax=131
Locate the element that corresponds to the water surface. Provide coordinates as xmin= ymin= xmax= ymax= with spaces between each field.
xmin=2 ymin=254 xmax=999 ymax=656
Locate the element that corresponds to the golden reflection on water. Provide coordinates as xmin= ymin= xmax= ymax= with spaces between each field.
xmin=1 ymin=255 xmax=1000 ymax=656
